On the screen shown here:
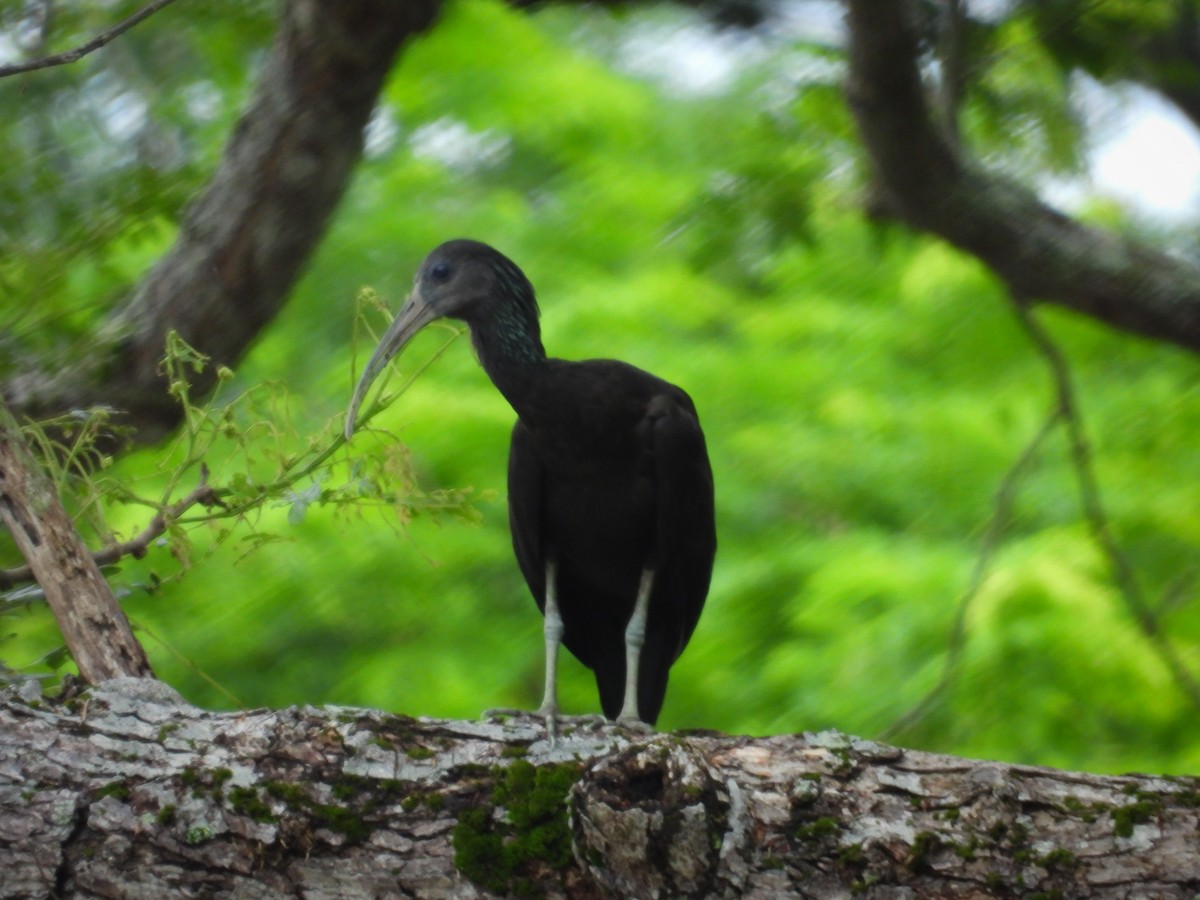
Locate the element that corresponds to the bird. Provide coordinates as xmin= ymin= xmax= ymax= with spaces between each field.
xmin=344 ymin=239 xmax=715 ymax=730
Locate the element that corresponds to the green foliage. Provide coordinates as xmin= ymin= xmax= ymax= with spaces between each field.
xmin=3 ymin=0 xmax=1200 ymax=778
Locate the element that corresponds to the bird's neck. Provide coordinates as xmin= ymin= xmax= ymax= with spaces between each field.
xmin=470 ymin=304 xmax=548 ymax=418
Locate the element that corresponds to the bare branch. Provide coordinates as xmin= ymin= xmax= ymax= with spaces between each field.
xmin=0 ymin=469 xmax=223 ymax=588
xmin=0 ymin=401 xmax=152 ymax=682
xmin=883 ymin=404 xmax=1061 ymax=740
xmin=1013 ymin=301 xmax=1200 ymax=710
xmin=0 ymin=0 xmax=178 ymax=79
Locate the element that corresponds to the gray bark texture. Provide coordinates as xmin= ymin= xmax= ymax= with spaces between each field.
xmin=0 ymin=402 xmax=151 ymax=682
xmin=3 ymin=678 xmax=1200 ymax=899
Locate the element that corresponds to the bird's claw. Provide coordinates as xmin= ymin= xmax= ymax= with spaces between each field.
xmin=615 ymin=716 xmax=655 ymax=735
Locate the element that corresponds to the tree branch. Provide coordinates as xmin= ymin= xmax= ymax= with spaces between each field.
xmin=883 ymin=405 xmax=1062 ymax=740
xmin=0 ymin=402 xmax=152 ymax=682
xmin=3 ymin=0 xmax=442 ymax=444
xmin=0 ymin=0 xmax=178 ymax=79
xmin=1012 ymin=302 xmax=1200 ymax=710
xmin=845 ymin=0 xmax=1200 ymax=354
xmin=5 ymin=679 xmax=1200 ymax=897
xmin=0 ymin=469 xmax=222 ymax=589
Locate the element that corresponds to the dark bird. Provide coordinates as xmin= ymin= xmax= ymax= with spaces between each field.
xmin=345 ymin=240 xmax=715 ymax=729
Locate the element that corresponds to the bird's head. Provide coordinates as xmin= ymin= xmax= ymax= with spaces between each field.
xmin=344 ymin=239 xmax=541 ymax=439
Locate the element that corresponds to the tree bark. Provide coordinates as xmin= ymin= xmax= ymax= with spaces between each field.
xmin=0 ymin=403 xmax=151 ymax=682
xmin=2 ymin=0 xmax=441 ymax=444
xmin=4 ymin=678 xmax=1199 ymax=898
xmin=844 ymin=0 xmax=1200 ymax=354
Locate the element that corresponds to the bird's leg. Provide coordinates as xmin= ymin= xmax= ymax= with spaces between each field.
xmin=537 ymin=558 xmax=563 ymax=742
xmin=616 ymin=568 xmax=655 ymax=725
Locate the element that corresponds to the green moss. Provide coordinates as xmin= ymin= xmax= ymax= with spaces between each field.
xmin=156 ymin=804 xmax=177 ymax=826
xmin=1061 ymin=795 xmax=1103 ymax=823
xmin=795 ymin=817 xmax=841 ymax=840
xmin=837 ymin=842 xmax=865 ymax=866
xmin=94 ymin=780 xmax=132 ymax=802
xmin=156 ymin=723 xmax=179 ymax=742
xmin=185 ymin=825 xmax=214 ymax=844
xmin=1113 ymin=792 xmax=1162 ymax=838
xmin=1040 ymin=848 xmax=1078 ymax=870
xmin=907 ymin=830 xmax=940 ymax=871
xmin=179 ymin=766 xmax=235 ymax=801
xmin=405 ymin=745 xmax=436 ymax=760
xmin=310 ymin=802 xmax=371 ymax=842
xmin=261 ymin=774 xmax=413 ymax=846
xmin=1174 ymin=789 xmax=1200 ymax=807
xmin=331 ymin=774 xmax=374 ymax=801
xmin=501 ymin=744 xmax=530 ymax=759
xmin=264 ymin=780 xmax=307 ymax=805
xmin=1029 ymin=892 xmax=1064 ymax=900
xmin=452 ymin=760 xmax=583 ymax=898
xmin=829 ymin=746 xmax=853 ymax=772
xmin=228 ymin=786 xmax=277 ymax=824
xmin=952 ymin=837 xmax=978 ymax=860
xmin=453 ymin=808 xmax=508 ymax=894
xmin=210 ymin=767 xmax=233 ymax=801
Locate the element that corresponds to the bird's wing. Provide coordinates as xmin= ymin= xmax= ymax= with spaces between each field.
xmin=507 ymin=419 xmax=546 ymax=612
xmin=649 ymin=391 xmax=717 ymax=662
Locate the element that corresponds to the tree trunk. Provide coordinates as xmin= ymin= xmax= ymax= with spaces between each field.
xmin=3 ymin=0 xmax=440 ymax=444
xmin=3 ymin=678 xmax=1198 ymax=898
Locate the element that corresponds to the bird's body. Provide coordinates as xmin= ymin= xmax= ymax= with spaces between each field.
xmin=346 ymin=240 xmax=715 ymax=727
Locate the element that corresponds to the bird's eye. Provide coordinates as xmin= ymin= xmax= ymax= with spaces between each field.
xmin=430 ymin=261 xmax=452 ymax=282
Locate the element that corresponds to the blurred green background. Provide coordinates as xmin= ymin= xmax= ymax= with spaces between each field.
xmin=4 ymin=0 xmax=1200 ymax=775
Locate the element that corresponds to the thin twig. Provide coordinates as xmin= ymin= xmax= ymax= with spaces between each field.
xmin=1013 ymin=301 xmax=1200 ymax=711
xmin=0 ymin=0 xmax=178 ymax=79
xmin=0 ymin=467 xmax=222 ymax=588
xmin=882 ymin=406 xmax=1061 ymax=740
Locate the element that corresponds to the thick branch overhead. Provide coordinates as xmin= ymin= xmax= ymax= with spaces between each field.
xmin=845 ymin=0 xmax=1200 ymax=353
xmin=2 ymin=0 xmax=441 ymax=443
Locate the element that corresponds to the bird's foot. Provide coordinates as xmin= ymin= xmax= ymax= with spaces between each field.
xmin=533 ymin=703 xmax=559 ymax=745
xmin=614 ymin=715 xmax=655 ymax=736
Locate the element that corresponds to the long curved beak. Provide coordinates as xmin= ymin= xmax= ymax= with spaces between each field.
xmin=344 ymin=292 xmax=440 ymax=439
